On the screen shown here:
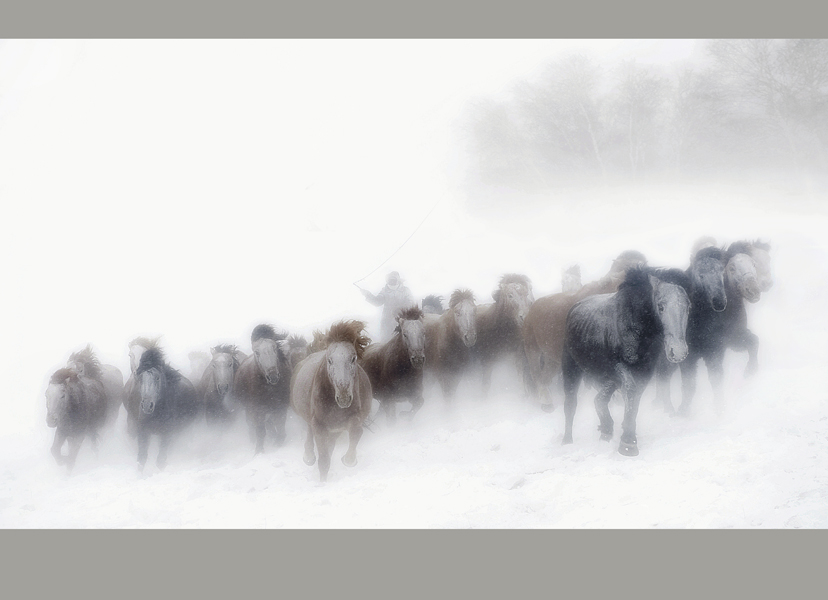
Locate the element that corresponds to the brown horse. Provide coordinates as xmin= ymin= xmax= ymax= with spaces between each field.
xmin=473 ymin=274 xmax=535 ymax=398
xmin=123 ymin=336 xmax=161 ymax=437
xmin=68 ymin=345 xmax=124 ymax=428
xmin=235 ymin=324 xmax=292 ymax=454
xmin=290 ymin=320 xmax=373 ymax=483
xmin=523 ymin=250 xmax=648 ymax=411
xmin=285 ymin=334 xmax=311 ymax=371
xmin=361 ymin=306 xmax=427 ymax=423
xmin=424 ymin=289 xmax=477 ymax=402
xmin=45 ymin=367 xmax=108 ymax=472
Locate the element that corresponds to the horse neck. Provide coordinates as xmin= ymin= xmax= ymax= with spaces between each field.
xmin=618 ymin=283 xmax=659 ymax=338
xmin=384 ymin=332 xmax=408 ymax=366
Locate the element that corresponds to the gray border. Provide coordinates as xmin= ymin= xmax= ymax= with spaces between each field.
xmin=3 ymin=0 xmax=824 ymax=598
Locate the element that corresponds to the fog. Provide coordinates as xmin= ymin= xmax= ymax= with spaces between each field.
xmin=1 ymin=40 xmax=826 ymax=528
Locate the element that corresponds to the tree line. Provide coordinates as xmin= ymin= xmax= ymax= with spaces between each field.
xmin=462 ymin=40 xmax=828 ymax=191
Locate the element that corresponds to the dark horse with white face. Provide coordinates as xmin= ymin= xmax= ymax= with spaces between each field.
xmin=123 ymin=336 xmax=161 ymax=437
xmin=562 ymin=267 xmax=691 ymax=456
xmin=235 ymin=324 xmax=292 ymax=454
xmin=133 ymin=348 xmax=199 ymax=473
xmin=45 ymin=367 xmax=107 ymax=472
xmin=290 ymin=320 xmax=373 ymax=483
xmin=424 ymin=289 xmax=478 ymax=402
xmin=473 ymin=274 xmax=534 ymax=398
xmin=655 ymin=242 xmax=770 ymax=415
xmin=198 ymin=344 xmax=243 ymax=425
xmin=361 ymin=306 xmax=427 ymax=424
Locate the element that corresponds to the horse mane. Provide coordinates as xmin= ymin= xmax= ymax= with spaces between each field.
xmin=325 ymin=320 xmax=371 ymax=359
xmin=136 ymin=347 xmax=182 ymax=384
xmin=212 ymin=344 xmax=238 ymax=356
xmin=619 ymin=265 xmax=652 ymax=291
xmin=726 ymin=239 xmax=771 ymax=260
xmin=564 ymin=265 xmax=581 ymax=277
xmin=422 ymin=295 xmax=444 ymax=312
xmin=752 ymin=239 xmax=771 ymax=252
xmin=615 ymin=250 xmax=647 ymax=264
xmin=646 ymin=267 xmax=692 ymax=290
xmin=449 ymin=288 xmax=475 ymax=309
xmin=51 ymin=367 xmax=79 ymax=385
xmin=287 ymin=334 xmax=308 ymax=349
xmin=69 ymin=345 xmax=102 ymax=380
xmin=499 ymin=273 xmax=532 ymax=289
xmin=251 ymin=324 xmax=288 ymax=344
xmin=129 ymin=336 xmax=161 ymax=350
xmin=694 ymin=245 xmax=726 ymax=263
xmin=308 ymin=330 xmax=327 ymax=354
xmin=397 ymin=306 xmax=424 ymax=321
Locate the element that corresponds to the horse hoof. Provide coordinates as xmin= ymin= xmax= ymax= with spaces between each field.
xmin=540 ymin=403 xmax=554 ymax=413
xmin=400 ymin=411 xmax=416 ymax=421
xmin=561 ymin=436 xmax=573 ymax=446
xmin=342 ymin=455 xmax=357 ymax=468
xmin=303 ymin=455 xmax=316 ymax=466
xmin=599 ymin=432 xmax=613 ymax=442
xmin=618 ymin=442 xmax=639 ymax=457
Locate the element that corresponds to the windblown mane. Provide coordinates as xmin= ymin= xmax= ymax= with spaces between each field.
xmin=69 ymin=345 xmax=102 ymax=380
xmin=449 ymin=288 xmax=475 ymax=308
xmin=308 ymin=330 xmax=327 ymax=354
xmin=646 ymin=267 xmax=692 ymax=290
xmin=615 ymin=250 xmax=648 ymax=264
xmin=286 ymin=334 xmax=308 ymax=349
xmin=212 ymin=344 xmax=238 ymax=356
xmin=619 ymin=265 xmax=652 ymax=291
xmin=136 ymin=347 xmax=182 ymax=384
xmin=251 ymin=324 xmax=288 ymax=344
xmin=129 ymin=336 xmax=161 ymax=351
xmin=499 ymin=273 xmax=532 ymax=289
xmin=397 ymin=306 xmax=424 ymax=321
xmin=726 ymin=239 xmax=771 ymax=260
xmin=51 ymin=367 xmax=79 ymax=385
xmin=325 ymin=320 xmax=371 ymax=359
xmin=694 ymin=245 xmax=726 ymax=263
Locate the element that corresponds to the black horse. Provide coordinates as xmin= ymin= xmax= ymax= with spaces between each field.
xmin=133 ymin=347 xmax=200 ymax=473
xmin=653 ymin=246 xmax=729 ymax=414
xmin=660 ymin=243 xmax=768 ymax=415
xmin=562 ymin=267 xmax=691 ymax=456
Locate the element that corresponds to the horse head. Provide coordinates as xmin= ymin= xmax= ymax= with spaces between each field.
xmin=493 ymin=274 xmax=534 ymax=327
xmin=286 ymin=335 xmax=310 ymax=371
xmin=251 ymin=325 xmax=288 ymax=386
xmin=45 ymin=368 xmax=79 ymax=428
xmin=323 ymin=320 xmax=370 ymax=409
xmin=726 ymin=253 xmax=761 ymax=304
xmin=690 ymin=246 xmax=727 ymax=312
xmin=209 ymin=345 xmax=238 ymax=397
xmin=135 ymin=348 xmax=172 ymax=416
xmin=450 ymin=288 xmax=477 ymax=348
xmin=562 ymin=265 xmax=582 ymax=294
xmin=650 ymin=274 xmax=691 ymax=363
xmin=751 ymin=241 xmax=773 ymax=293
xmin=396 ymin=306 xmax=426 ymax=368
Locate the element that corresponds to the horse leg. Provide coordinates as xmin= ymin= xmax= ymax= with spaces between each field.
xmin=731 ymin=328 xmax=759 ymax=377
xmin=251 ymin=410 xmax=266 ymax=454
xmin=677 ymin=357 xmax=699 ymax=416
xmin=342 ymin=420 xmax=363 ymax=468
xmin=440 ymin=370 xmax=460 ymax=404
xmin=706 ymin=350 xmax=727 ymax=415
xmin=271 ymin=405 xmax=288 ymax=447
xmin=66 ymin=435 xmax=84 ymax=472
xmin=654 ymin=354 xmax=677 ymax=414
xmin=401 ymin=393 xmax=424 ymax=420
xmin=594 ymin=381 xmax=617 ymax=441
xmin=616 ymin=365 xmax=642 ymax=456
xmin=481 ymin=360 xmax=493 ymax=400
xmin=51 ymin=430 xmax=67 ymax=465
xmin=382 ymin=400 xmax=397 ymax=426
xmin=302 ymin=423 xmax=316 ymax=466
xmin=137 ymin=427 xmax=150 ymax=473
xmin=156 ymin=433 xmax=171 ymax=470
xmin=561 ymin=350 xmax=582 ymax=445
xmin=313 ymin=423 xmax=336 ymax=483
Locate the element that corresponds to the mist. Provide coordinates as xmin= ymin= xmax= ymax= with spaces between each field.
xmin=1 ymin=40 xmax=826 ymax=528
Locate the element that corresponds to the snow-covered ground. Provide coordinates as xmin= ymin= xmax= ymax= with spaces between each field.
xmin=2 ymin=182 xmax=826 ymax=529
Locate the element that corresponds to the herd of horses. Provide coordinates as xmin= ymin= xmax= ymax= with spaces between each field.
xmin=44 ymin=238 xmax=773 ymax=480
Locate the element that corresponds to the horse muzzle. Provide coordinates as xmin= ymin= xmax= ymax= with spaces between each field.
xmin=140 ymin=400 xmax=156 ymax=415
xmin=265 ymin=372 xmax=280 ymax=386
xmin=46 ymin=415 xmax=57 ymax=428
xmin=410 ymin=355 xmax=425 ymax=369
xmin=712 ymin=297 xmax=727 ymax=312
xmin=334 ymin=392 xmax=353 ymax=409
xmin=665 ymin=340 xmax=688 ymax=364
xmin=463 ymin=333 xmax=477 ymax=348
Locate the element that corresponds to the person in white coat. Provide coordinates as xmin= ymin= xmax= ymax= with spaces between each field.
xmin=360 ymin=271 xmax=415 ymax=342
